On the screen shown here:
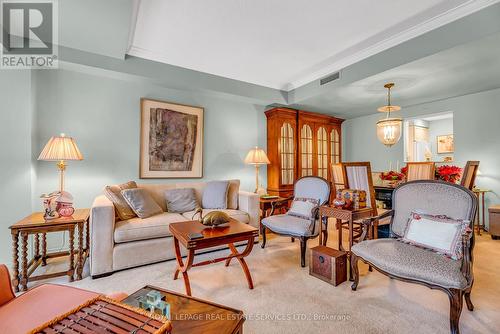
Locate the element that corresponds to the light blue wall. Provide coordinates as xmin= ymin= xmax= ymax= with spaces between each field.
xmin=0 ymin=71 xmax=33 ymax=265
xmin=30 ymin=68 xmax=267 ymax=252
xmin=343 ymin=87 xmax=500 ymax=227
xmin=33 ymin=68 xmax=267 ymax=208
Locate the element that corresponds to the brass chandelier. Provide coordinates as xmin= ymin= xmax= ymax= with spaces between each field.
xmin=376 ymin=83 xmax=402 ymax=147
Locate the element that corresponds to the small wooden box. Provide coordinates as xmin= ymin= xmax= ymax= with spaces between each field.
xmin=489 ymin=205 xmax=500 ymax=239
xmin=309 ymin=246 xmax=347 ymax=286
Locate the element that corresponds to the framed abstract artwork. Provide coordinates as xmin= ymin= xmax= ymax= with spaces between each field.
xmin=437 ymin=134 xmax=454 ymax=154
xmin=140 ymin=98 xmax=204 ymax=178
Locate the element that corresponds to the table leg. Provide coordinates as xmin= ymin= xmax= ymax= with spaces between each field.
xmin=226 ymin=240 xmax=255 ymax=290
xmin=11 ymin=231 xmax=19 ymax=293
xmin=68 ymin=227 xmax=75 ymax=282
xmin=20 ymin=232 xmax=28 ymax=291
xmin=337 ymin=218 xmax=344 ymax=251
xmin=322 ymin=216 xmax=328 ymax=246
xmin=481 ymin=193 xmax=485 ymax=234
xmin=173 ymin=237 xmax=194 ymax=296
xmin=41 ymin=233 xmax=47 ymax=266
xmin=76 ymin=222 xmax=84 ymax=280
xmin=34 ymin=233 xmax=40 ymax=259
xmin=85 ymin=218 xmax=90 ymax=251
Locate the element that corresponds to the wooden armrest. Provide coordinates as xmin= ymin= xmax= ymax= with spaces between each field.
xmin=270 ymin=196 xmax=293 ymax=215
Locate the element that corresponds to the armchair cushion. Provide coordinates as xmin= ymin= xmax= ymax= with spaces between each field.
xmin=262 ymin=214 xmax=317 ymax=237
xmin=288 ymin=197 xmax=319 ymax=219
xmin=401 ymin=212 xmax=469 ymax=260
xmin=352 ymin=239 xmax=467 ymax=289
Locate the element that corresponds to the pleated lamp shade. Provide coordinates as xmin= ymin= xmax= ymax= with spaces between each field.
xmin=38 ymin=134 xmax=84 ymax=161
xmin=244 ymin=147 xmax=270 ymax=165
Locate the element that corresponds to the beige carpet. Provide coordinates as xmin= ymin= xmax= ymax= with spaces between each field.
xmin=35 ymin=228 xmax=500 ymax=334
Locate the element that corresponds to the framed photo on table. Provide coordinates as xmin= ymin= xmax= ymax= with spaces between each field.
xmin=437 ymin=134 xmax=454 ymax=154
xmin=140 ymin=98 xmax=204 ymax=178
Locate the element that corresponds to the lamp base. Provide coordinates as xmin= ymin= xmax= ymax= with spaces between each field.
xmin=255 ymin=187 xmax=267 ymax=196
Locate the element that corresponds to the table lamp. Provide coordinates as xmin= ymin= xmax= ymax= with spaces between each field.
xmin=38 ymin=133 xmax=84 ymax=193
xmin=244 ymin=146 xmax=270 ymax=194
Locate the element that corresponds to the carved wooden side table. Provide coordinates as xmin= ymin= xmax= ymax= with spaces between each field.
xmin=472 ymin=188 xmax=491 ymax=235
xmin=9 ymin=208 xmax=90 ymax=292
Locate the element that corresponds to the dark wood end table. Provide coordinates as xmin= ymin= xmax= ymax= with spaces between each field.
xmin=169 ymin=219 xmax=259 ymax=296
xmin=9 ymin=208 xmax=90 ymax=291
xmin=123 ymin=285 xmax=244 ymax=334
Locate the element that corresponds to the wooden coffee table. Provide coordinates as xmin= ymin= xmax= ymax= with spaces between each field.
xmin=169 ymin=219 xmax=258 ymax=296
xmin=123 ymin=285 xmax=244 ymax=334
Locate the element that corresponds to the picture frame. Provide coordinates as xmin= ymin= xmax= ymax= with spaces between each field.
xmin=140 ymin=98 xmax=204 ymax=178
xmin=437 ymin=134 xmax=454 ymax=154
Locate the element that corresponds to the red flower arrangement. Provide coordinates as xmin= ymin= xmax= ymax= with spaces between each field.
xmin=435 ymin=165 xmax=462 ymax=183
xmin=380 ymin=170 xmax=405 ymax=181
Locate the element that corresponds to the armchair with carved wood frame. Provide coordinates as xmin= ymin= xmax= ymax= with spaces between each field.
xmin=350 ymin=180 xmax=476 ymax=334
xmin=261 ymin=176 xmax=331 ymax=267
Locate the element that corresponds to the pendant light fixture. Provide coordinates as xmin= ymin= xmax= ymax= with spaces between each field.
xmin=376 ymin=83 xmax=402 ymax=147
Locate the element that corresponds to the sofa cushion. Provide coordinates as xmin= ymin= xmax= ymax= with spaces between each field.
xmin=202 ymin=181 xmax=229 ymax=209
xmin=165 ymin=188 xmax=199 ymax=213
xmin=352 ymin=238 xmax=467 ymax=289
xmin=121 ymin=188 xmax=163 ymax=218
xmin=0 ymin=284 xmax=98 ymax=334
xmin=183 ymin=209 xmax=250 ymax=224
xmin=114 ymin=212 xmax=186 ymax=243
xmin=103 ymin=181 xmax=137 ymax=220
xmin=262 ymin=214 xmax=316 ymax=237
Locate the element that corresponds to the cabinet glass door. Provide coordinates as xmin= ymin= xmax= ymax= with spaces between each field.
xmin=317 ymin=126 xmax=328 ymax=179
xmin=300 ymin=124 xmax=313 ymax=176
xmin=279 ymin=122 xmax=295 ymax=185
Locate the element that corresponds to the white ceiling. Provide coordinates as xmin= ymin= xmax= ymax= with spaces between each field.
xmin=128 ymin=0 xmax=498 ymax=90
xmin=292 ymin=31 xmax=500 ymax=118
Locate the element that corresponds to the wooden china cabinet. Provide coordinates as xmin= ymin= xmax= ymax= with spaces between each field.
xmin=265 ymin=107 xmax=344 ymax=197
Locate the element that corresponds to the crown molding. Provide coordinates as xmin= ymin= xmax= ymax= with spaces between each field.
xmin=286 ymin=0 xmax=500 ymax=91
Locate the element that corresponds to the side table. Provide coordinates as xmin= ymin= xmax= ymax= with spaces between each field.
xmin=9 ymin=208 xmax=90 ymax=292
xmin=473 ymin=188 xmax=491 ymax=235
xmin=319 ymin=206 xmax=375 ymax=281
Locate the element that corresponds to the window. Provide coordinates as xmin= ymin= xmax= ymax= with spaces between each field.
xmin=300 ymin=124 xmax=313 ymax=176
xmin=330 ymin=129 xmax=340 ymax=164
xmin=317 ymin=127 xmax=328 ymax=179
xmin=279 ymin=122 xmax=294 ymax=185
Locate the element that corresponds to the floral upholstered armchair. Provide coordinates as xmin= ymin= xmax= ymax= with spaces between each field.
xmin=261 ymin=176 xmax=330 ymax=267
xmin=351 ymin=180 xmax=476 ymax=334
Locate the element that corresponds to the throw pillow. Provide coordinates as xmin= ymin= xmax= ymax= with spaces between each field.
xmin=165 ymin=188 xmax=199 ymax=213
xmin=202 ymin=181 xmax=230 ymax=209
xmin=121 ymin=188 xmax=163 ymax=219
xmin=227 ymin=179 xmax=240 ymax=209
xmin=401 ymin=211 xmax=470 ymax=260
xmin=103 ymin=181 xmax=137 ymax=220
xmin=288 ymin=197 xmax=320 ymax=219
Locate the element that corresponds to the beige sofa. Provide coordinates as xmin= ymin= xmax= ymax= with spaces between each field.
xmin=90 ymin=180 xmax=259 ymax=278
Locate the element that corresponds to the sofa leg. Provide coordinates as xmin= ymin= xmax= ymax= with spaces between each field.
xmin=299 ymin=237 xmax=307 ymax=267
xmin=448 ymin=288 xmax=464 ymax=334
xmin=261 ymin=226 xmax=267 ymax=249
xmin=351 ymin=253 xmax=359 ymax=290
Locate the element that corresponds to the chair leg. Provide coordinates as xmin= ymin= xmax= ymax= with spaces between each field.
xmin=299 ymin=237 xmax=307 ymax=267
xmin=448 ymin=288 xmax=464 ymax=334
xmin=464 ymin=281 xmax=474 ymax=311
xmin=351 ymin=253 xmax=360 ymax=290
xmin=261 ymin=226 xmax=267 ymax=249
